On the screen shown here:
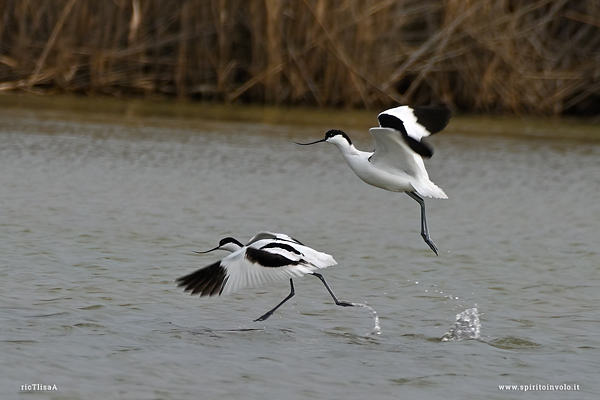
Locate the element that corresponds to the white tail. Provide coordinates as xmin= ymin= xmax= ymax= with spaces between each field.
xmin=412 ymin=179 xmax=448 ymax=199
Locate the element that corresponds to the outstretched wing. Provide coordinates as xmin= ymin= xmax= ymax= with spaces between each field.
xmin=377 ymin=105 xmax=451 ymax=158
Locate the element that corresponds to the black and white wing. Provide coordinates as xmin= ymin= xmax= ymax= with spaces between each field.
xmin=176 ymin=239 xmax=336 ymax=297
xmin=377 ymin=105 xmax=451 ymax=158
xmin=246 ymin=231 xmax=304 ymax=246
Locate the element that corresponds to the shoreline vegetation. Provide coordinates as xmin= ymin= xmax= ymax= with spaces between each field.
xmin=2 ymin=92 xmax=600 ymax=142
xmin=0 ymin=0 xmax=599 ymax=117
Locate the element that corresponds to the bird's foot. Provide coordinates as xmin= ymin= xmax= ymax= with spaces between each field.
xmin=254 ymin=312 xmax=273 ymax=322
xmin=422 ymin=235 xmax=439 ymax=256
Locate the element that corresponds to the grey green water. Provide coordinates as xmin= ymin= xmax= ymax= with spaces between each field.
xmin=1 ymin=99 xmax=599 ymax=399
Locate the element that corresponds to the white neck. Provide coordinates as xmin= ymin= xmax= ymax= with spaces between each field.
xmin=333 ymin=140 xmax=368 ymax=159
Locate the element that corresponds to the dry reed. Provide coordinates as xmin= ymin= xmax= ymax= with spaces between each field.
xmin=0 ymin=0 xmax=598 ymax=115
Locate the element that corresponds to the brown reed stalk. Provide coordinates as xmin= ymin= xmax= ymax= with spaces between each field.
xmin=0 ymin=0 xmax=598 ymax=116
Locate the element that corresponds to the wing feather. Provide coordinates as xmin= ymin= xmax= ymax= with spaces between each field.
xmin=246 ymin=231 xmax=304 ymax=246
xmin=368 ymin=127 xmax=428 ymax=179
xmin=176 ymin=260 xmax=228 ymax=297
xmin=377 ymin=105 xmax=450 ymax=158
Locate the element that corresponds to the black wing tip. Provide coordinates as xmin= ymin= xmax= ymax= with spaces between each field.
xmin=176 ymin=261 xmax=228 ymax=297
xmin=411 ymin=106 xmax=452 ymax=135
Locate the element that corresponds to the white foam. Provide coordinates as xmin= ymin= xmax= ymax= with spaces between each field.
xmin=441 ymin=306 xmax=480 ymax=342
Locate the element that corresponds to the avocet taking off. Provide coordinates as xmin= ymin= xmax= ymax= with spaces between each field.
xmin=296 ymin=105 xmax=451 ymax=255
xmin=176 ymin=232 xmax=354 ymax=322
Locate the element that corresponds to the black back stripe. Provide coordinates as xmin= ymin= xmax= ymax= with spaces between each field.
xmin=245 ymin=247 xmax=302 ymax=268
xmin=260 ymin=242 xmax=303 ymax=256
xmin=289 ymin=236 xmax=304 ymax=245
xmin=377 ymin=113 xmax=407 ymax=134
xmin=411 ymin=106 xmax=451 ymax=135
xmin=377 ymin=114 xmax=434 ymax=158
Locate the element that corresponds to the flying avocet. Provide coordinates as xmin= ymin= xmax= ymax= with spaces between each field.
xmin=296 ymin=105 xmax=451 ymax=255
xmin=176 ymin=232 xmax=353 ymax=322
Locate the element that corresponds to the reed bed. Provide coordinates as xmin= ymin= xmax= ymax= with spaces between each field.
xmin=0 ymin=0 xmax=598 ymax=115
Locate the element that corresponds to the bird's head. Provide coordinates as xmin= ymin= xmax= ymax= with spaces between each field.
xmin=194 ymin=237 xmax=244 ymax=254
xmin=295 ymin=129 xmax=352 ymax=147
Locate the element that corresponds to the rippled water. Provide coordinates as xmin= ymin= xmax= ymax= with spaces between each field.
xmin=1 ymin=102 xmax=599 ymax=399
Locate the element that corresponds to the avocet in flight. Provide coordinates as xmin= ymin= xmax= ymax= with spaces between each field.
xmin=176 ymin=232 xmax=354 ymax=322
xmin=296 ymin=105 xmax=451 ymax=255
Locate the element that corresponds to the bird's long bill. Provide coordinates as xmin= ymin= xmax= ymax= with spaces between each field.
xmin=193 ymin=246 xmax=221 ymax=254
xmin=294 ymin=138 xmax=327 ymax=145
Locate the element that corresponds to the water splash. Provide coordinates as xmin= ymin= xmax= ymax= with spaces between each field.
xmin=441 ymin=306 xmax=480 ymax=342
xmin=351 ymin=302 xmax=381 ymax=335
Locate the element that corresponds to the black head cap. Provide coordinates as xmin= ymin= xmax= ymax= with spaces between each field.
xmin=219 ymin=237 xmax=243 ymax=247
xmin=325 ymin=129 xmax=352 ymax=145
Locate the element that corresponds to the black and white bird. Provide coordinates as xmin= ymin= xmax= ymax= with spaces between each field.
xmin=176 ymin=232 xmax=353 ymax=322
xmin=296 ymin=105 xmax=451 ymax=255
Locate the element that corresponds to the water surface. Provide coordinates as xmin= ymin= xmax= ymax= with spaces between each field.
xmin=1 ymin=101 xmax=599 ymax=399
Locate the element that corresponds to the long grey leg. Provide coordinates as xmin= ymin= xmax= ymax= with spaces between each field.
xmin=311 ymin=273 xmax=354 ymax=307
xmin=406 ymin=191 xmax=438 ymax=255
xmin=254 ymin=279 xmax=295 ymax=322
